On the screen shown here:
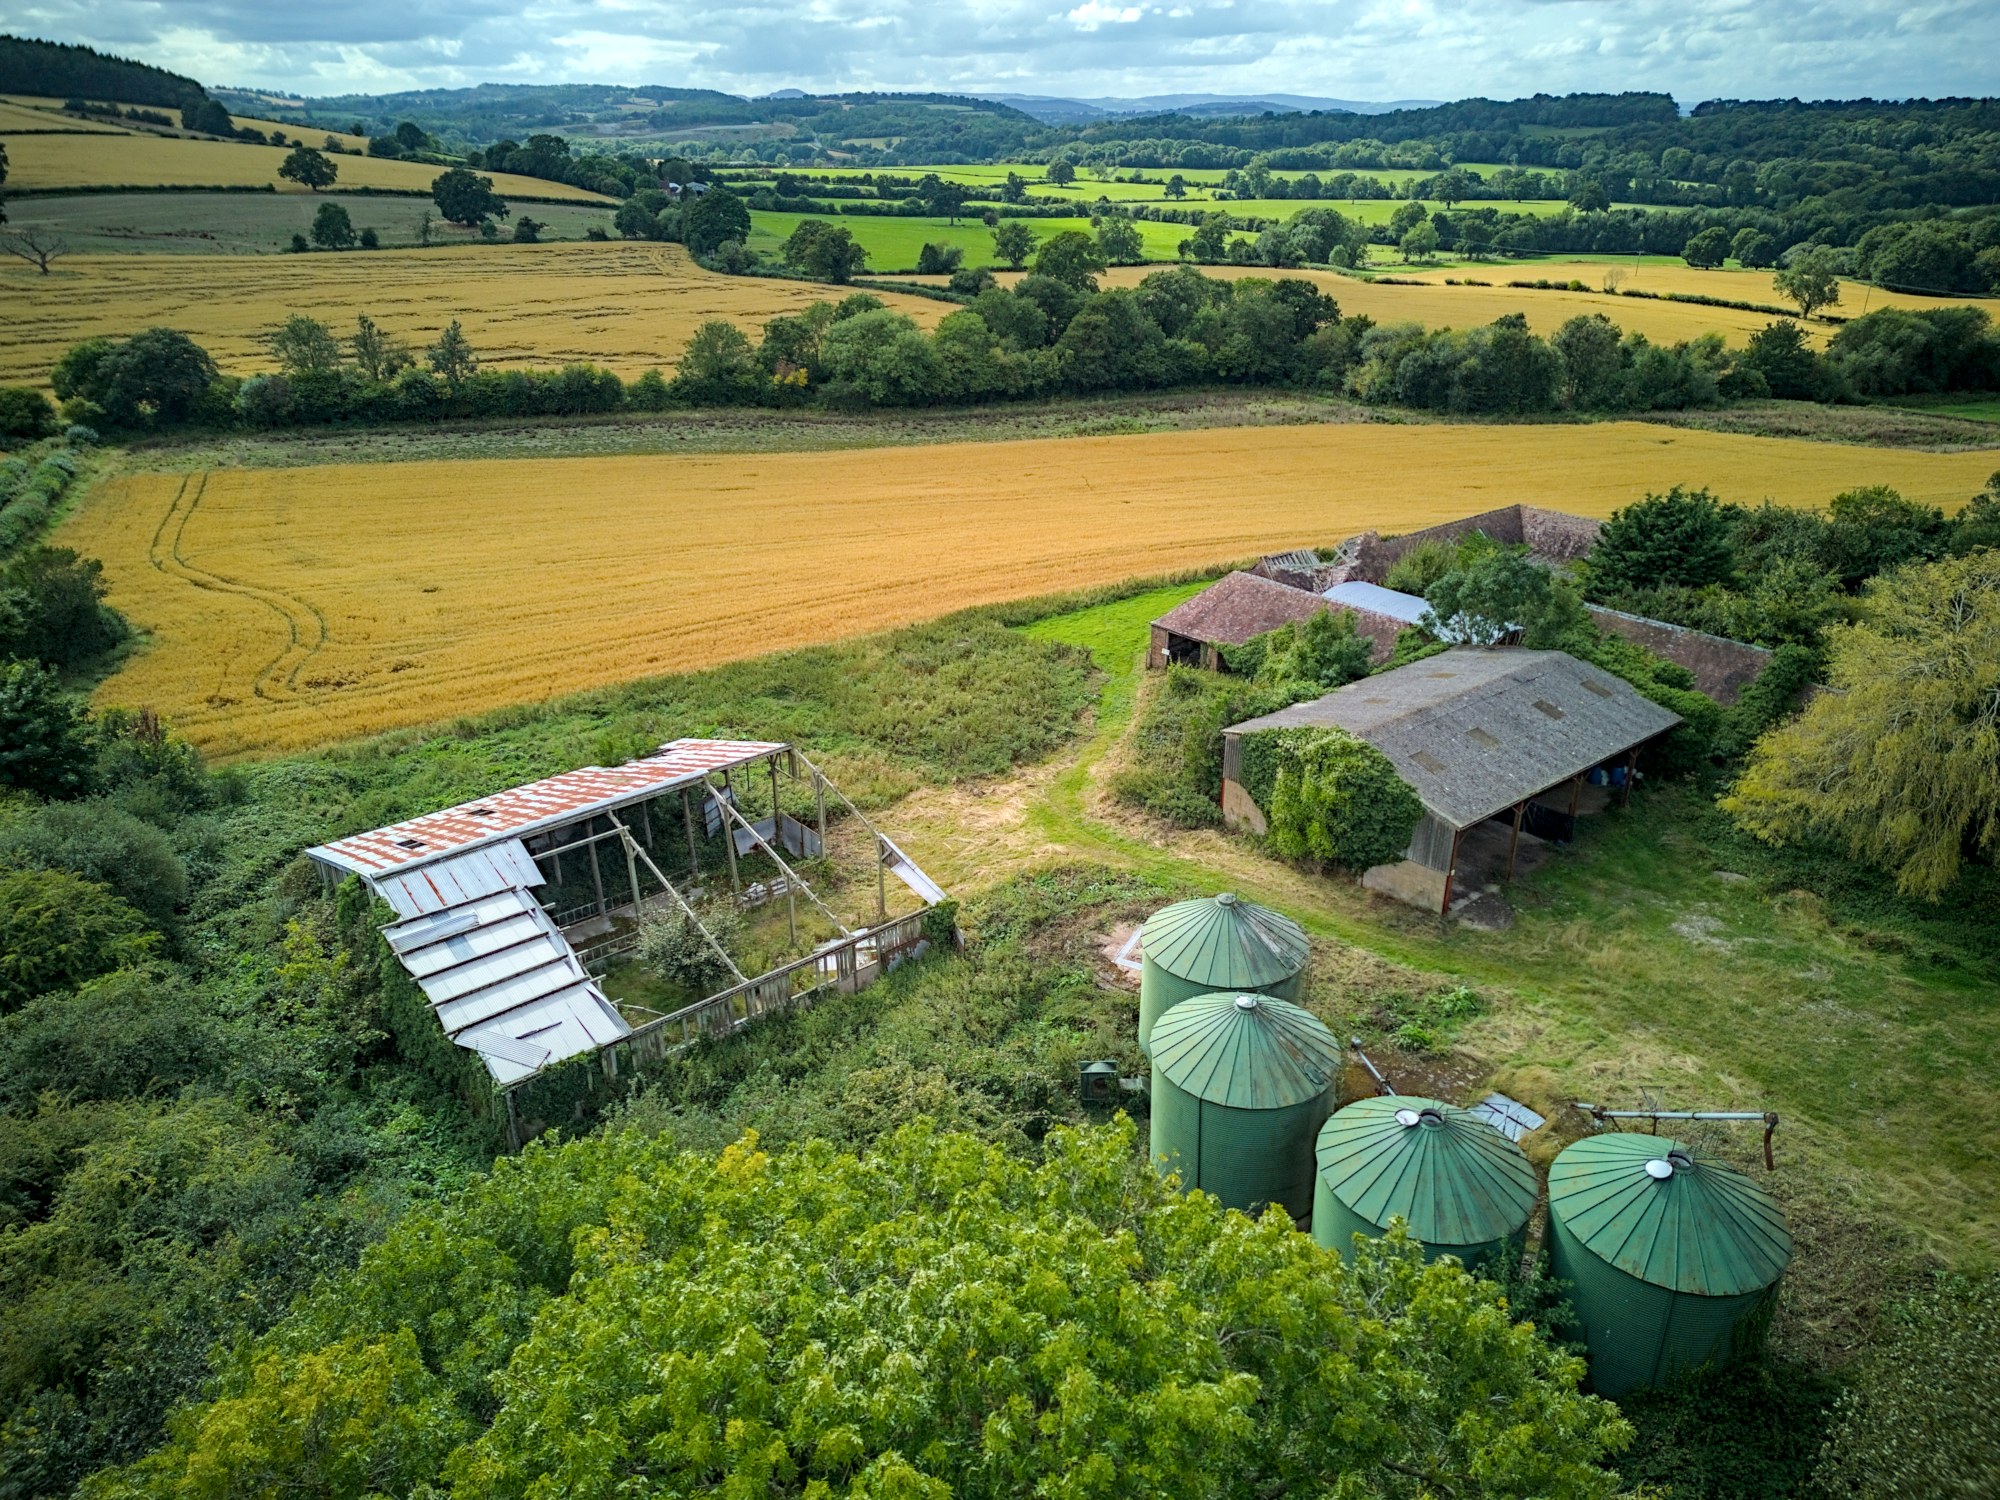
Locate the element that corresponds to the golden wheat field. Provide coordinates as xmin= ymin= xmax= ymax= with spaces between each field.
xmin=2 ymin=244 xmax=949 ymax=390
xmin=0 ymin=130 xmax=617 ymax=201
xmin=0 ymin=100 xmax=130 ymax=133
xmin=228 ymin=115 xmax=372 ymax=153
xmin=63 ymin=422 xmax=1997 ymax=757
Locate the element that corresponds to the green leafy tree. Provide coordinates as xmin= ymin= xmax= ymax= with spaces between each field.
xmin=1031 ymin=229 xmax=1107 ymax=292
xmin=1730 ymin=228 xmax=1776 ymax=268
xmin=915 ymin=241 xmax=963 ymax=275
xmin=1251 ymin=609 xmax=1373 ymax=691
xmin=1585 ymin=485 xmax=1738 ymax=596
xmin=96 ymin=328 xmax=217 ymax=426
xmin=426 ymin=320 xmax=477 ymax=391
xmin=0 ymin=796 xmax=189 ymax=926
xmin=350 ymin=315 xmax=412 ymax=382
xmin=918 ymin=173 xmax=967 ymax=224
xmin=1736 ymin=318 xmax=1820 ymax=399
xmin=97 ymin=1121 xmax=1629 ymax=1498
xmin=1388 ymin=200 xmax=1430 ymax=238
xmin=0 ymin=657 xmax=93 ymax=797
xmin=1953 ymin=471 xmax=2000 ymax=554
xmin=1422 ymin=549 xmax=1553 ymax=645
xmin=269 ymin=314 xmax=342 ymax=375
xmin=0 ymin=868 xmax=158 ymax=1012
xmin=1265 ymin=726 xmax=1426 ymax=869
xmin=511 ymin=216 xmax=542 ymax=244
xmin=1682 ymin=226 xmax=1732 ymax=269
xmin=1815 ymin=1272 xmax=1999 ymax=1500
xmin=634 ymin=898 xmax=743 ymax=994
xmin=394 ymin=120 xmax=428 ymax=152
xmin=1722 ymin=549 xmax=2000 ymax=898
xmin=1552 ymin=313 xmax=1626 ymax=409
xmin=991 ymin=218 xmax=1036 ymax=270
xmin=1435 ymin=168 xmax=1471 ymax=208
xmin=276 ymin=145 xmax=336 ymax=192
xmin=0 ymin=547 xmax=124 ymax=667
xmin=1182 ymin=212 xmax=1232 ymax=263
xmin=310 ymin=202 xmax=355 ymax=250
xmin=1165 ymin=173 xmax=1187 ymax=199
xmin=431 ymin=167 xmax=509 ymax=227
xmin=1046 ymin=160 xmax=1076 ymax=187
xmin=1400 ymin=221 xmax=1440 ymax=262
xmin=1096 ymin=213 xmax=1144 ymax=265
xmin=683 ymin=189 xmax=751 ymax=257
xmin=0 ymin=386 xmax=56 ymax=440
xmin=1566 ymin=177 xmax=1610 ymax=213
xmin=1824 ymin=485 xmax=1954 ymax=588
xmin=670 ymin=320 xmax=761 ymax=404
xmin=1774 ymin=247 xmax=1842 ymax=317
xmin=820 ymin=308 xmax=938 ymax=406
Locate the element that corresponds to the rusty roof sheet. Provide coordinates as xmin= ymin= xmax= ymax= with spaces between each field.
xmin=1153 ymin=571 xmax=1330 ymax=648
xmin=310 ymin=738 xmax=785 ymax=878
xmin=1222 ymin=648 xmax=1681 ymax=831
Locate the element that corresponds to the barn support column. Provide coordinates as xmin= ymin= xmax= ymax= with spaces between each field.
xmin=816 ymin=770 xmax=827 ymax=851
xmin=719 ymin=775 xmax=740 ymax=897
xmin=1568 ymin=773 xmax=1584 ymax=817
xmin=682 ymin=788 xmax=699 ymax=877
xmin=1440 ymin=828 xmax=1463 ymax=917
xmin=588 ymin=820 xmax=607 ymax=916
xmin=1506 ymin=800 xmax=1526 ymax=881
xmin=1622 ymin=748 xmax=1639 ymax=808
xmin=616 ymin=815 xmax=644 ymax=915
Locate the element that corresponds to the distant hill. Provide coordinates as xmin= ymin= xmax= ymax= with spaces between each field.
xmin=0 ymin=33 xmax=206 ymax=108
xmin=976 ymin=92 xmax=1442 ymax=124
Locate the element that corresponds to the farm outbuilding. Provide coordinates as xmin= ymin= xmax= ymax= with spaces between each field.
xmin=308 ymin=738 xmax=948 ymax=1104
xmin=1221 ymin=648 xmax=1682 ymax=913
xmin=1146 ymin=571 xmax=1335 ymax=671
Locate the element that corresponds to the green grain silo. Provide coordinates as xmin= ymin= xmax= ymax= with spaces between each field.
xmin=1149 ymin=991 xmax=1339 ymax=1220
xmin=1138 ymin=892 xmax=1309 ymax=1056
xmin=1548 ymin=1133 xmax=1791 ymax=1397
xmin=1312 ymin=1096 xmax=1539 ymax=1267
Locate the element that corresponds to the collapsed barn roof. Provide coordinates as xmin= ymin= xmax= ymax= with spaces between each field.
xmin=1224 ymin=648 xmax=1681 ymax=831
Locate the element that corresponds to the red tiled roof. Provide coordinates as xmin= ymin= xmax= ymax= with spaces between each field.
xmin=1153 ymin=571 xmax=1330 ymax=647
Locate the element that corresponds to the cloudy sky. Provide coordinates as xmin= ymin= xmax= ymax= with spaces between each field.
xmin=13 ymin=0 xmax=2000 ymax=104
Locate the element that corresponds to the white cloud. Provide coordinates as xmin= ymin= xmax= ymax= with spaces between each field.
xmin=12 ymin=0 xmax=1998 ymax=102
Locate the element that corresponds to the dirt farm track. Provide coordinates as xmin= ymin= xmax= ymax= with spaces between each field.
xmin=60 ymin=421 xmax=1996 ymax=758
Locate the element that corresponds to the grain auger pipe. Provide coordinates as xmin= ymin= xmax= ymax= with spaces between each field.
xmin=1572 ymin=1104 xmax=1782 ymax=1170
xmin=1349 ymin=1037 xmax=1396 ymax=1097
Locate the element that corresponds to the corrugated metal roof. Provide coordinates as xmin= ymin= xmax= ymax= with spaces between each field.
xmin=1223 ymin=648 xmax=1682 ymax=831
xmin=382 ymin=886 xmax=630 ymax=1086
xmin=1315 ymin=1095 xmax=1539 ymax=1247
xmin=310 ymin=739 xmax=785 ymax=878
xmin=1150 ymin=992 xmax=1340 ymax=1110
xmin=1152 ymin=571 xmax=1331 ymax=648
xmin=374 ymin=841 xmax=547 ymax=919
xmin=1549 ymin=1132 xmax=1790 ymax=1297
xmin=1324 ymin=580 xmax=1430 ymax=625
xmin=1141 ymin=893 xmax=1310 ymax=990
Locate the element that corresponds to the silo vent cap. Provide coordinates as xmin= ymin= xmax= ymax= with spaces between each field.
xmin=1644 ymin=1158 xmax=1674 ymax=1179
xmin=1397 ymin=1106 xmax=1445 ymax=1128
xmin=1233 ymin=994 xmax=1260 ymax=1011
xmin=1215 ymin=892 xmax=1238 ymax=906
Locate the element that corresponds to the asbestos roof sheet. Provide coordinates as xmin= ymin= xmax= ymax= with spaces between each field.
xmin=1149 ymin=992 xmax=1341 ymax=1110
xmin=1152 ymin=571 xmax=1330 ymax=648
xmin=1323 ymin=580 xmax=1430 ymax=626
xmin=382 ymin=886 xmax=629 ymax=1086
xmin=1315 ymin=1095 xmax=1539 ymax=1248
xmin=374 ymin=841 xmax=546 ymax=919
xmin=310 ymin=738 xmax=786 ymax=878
xmin=1222 ymin=649 xmax=1681 ymax=832
xmin=1549 ymin=1132 xmax=1790 ymax=1297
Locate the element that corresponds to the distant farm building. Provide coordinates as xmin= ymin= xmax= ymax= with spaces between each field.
xmin=1153 ymin=505 xmax=1788 ymax=705
xmin=1223 ymin=648 xmax=1681 ymax=913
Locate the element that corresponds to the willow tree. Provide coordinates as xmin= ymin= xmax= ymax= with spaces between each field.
xmin=1722 ymin=549 xmax=2000 ymax=898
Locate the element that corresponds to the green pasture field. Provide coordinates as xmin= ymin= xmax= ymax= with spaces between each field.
xmin=0 ymin=191 xmax=617 ymax=254
xmin=747 ymin=209 xmax=1189 ymax=272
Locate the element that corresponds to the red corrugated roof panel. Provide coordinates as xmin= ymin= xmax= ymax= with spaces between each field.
xmin=310 ymin=738 xmax=786 ymax=876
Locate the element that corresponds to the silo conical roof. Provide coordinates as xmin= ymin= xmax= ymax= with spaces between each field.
xmin=1315 ymin=1096 xmax=1539 ymax=1248
xmin=1142 ymin=893 xmax=1309 ymax=992
xmin=1150 ymin=992 xmax=1339 ymax=1110
xmin=1549 ymin=1133 xmax=1790 ymax=1296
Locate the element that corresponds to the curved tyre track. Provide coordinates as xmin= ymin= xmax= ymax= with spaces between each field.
xmin=147 ymin=471 xmax=329 ymax=701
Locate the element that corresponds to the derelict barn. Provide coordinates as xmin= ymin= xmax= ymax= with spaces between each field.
xmin=307 ymin=739 xmax=947 ymax=1110
xmin=1221 ymin=649 xmax=1682 ymax=913
xmin=1147 ymin=570 xmax=1411 ymax=672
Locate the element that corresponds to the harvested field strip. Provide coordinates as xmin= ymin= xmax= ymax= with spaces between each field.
xmin=62 ymin=421 xmax=1998 ymax=758
xmin=2 ymin=243 xmax=949 ymax=391
xmin=0 ymin=130 xmax=618 ymax=201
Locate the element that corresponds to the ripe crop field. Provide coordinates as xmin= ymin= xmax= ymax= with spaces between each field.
xmin=0 ymin=130 xmax=617 ymax=200
xmin=747 ymin=210 xmax=1191 ymax=272
xmin=1 ymin=191 xmax=624 ymax=257
xmin=0 ymin=100 xmax=129 ymax=133
xmin=63 ymin=422 xmax=1995 ymax=757
xmin=1 ymin=243 xmax=949 ymax=391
